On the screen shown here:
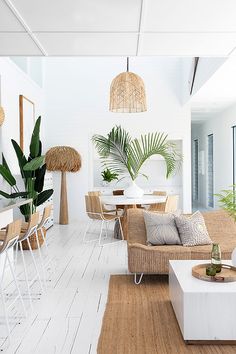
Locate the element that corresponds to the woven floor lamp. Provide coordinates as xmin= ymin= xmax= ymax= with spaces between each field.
xmin=45 ymin=146 xmax=81 ymax=225
xmin=109 ymin=57 xmax=147 ymax=113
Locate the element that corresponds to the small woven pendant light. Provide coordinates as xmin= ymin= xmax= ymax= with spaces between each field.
xmin=0 ymin=78 xmax=5 ymax=126
xmin=109 ymin=57 xmax=147 ymax=113
xmin=0 ymin=106 xmax=5 ymax=126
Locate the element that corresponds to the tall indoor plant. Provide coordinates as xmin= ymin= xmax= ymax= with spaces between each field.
xmin=215 ymin=186 xmax=236 ymax=264
xmin=0 ymin=116 xmax=53 ymax=221
xmin=215 ymin=186 xmax=236 ymax=221
xmin=92 ymin=126 xmax=181 ymax=198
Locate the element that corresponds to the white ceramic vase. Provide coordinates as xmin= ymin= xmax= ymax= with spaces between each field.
xmin=124 ymin=180 xmax=144 ymax=199
xmin=231 ymin=247 xmax=236 ymax=266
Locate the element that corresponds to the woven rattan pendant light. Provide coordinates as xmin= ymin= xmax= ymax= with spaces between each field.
xmin=0 ymin=77 xmax=5 ymax=126
xmin=0 ymin=107 xmax=5 ymax=126
xmin=109 ymin=57 xmax=147 ymax=113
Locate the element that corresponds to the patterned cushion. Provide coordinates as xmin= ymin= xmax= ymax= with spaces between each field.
xmin=175 ymin=211 xmax=212 ymax=247
xmin=143 ymin=211 xmax=181 ymax=245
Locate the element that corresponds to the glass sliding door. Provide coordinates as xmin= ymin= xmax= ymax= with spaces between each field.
xmin=193 ymin=139 xmax=199 ymax=201
xmin=208 ymin=134 xmax=214 ymax=208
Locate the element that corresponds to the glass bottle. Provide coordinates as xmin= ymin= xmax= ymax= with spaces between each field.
xmin=211 ymin=243 xmax=221 ymax=273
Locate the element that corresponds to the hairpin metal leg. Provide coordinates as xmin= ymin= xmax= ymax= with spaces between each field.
xmin=98 ymin=220 xmax=105 ymax=246
xmin=134 ymin=273 xmax=144 ymax=285
xmin=118 ymin=217 xmax=124 ymax=240
xmin=19 ymin=241 xmax=33 ymax=310
xmin=35 ymin=230 xmax=47 ymax=288
xmin=27 ymin=238 xmax=44 ymax=293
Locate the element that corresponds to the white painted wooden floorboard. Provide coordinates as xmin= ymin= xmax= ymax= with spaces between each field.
xmin=1 ymin=221 xmax=128 ymax=354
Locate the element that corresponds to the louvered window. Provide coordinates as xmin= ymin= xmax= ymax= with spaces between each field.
xmin=193 ymin=139 xmax=199 ymax=201
xmin=208 ymin=134 xmax=214 ymax=208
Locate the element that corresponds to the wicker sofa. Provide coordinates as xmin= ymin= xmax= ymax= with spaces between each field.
xmin=127 ymin=208 xmax=236 ymax=283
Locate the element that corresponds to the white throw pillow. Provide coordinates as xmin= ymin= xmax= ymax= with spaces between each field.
xmin=143 ymin=211 xmax=181 ymax=245
xmin=175 ymin=211 xmax=212 ymax=247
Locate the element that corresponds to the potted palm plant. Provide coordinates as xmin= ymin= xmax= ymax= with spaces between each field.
xmin=215 ymin=186 xmax=236 ymax=265
xmin=0 ymin=116 xmax=53 ymax=222
xmin=215 ymin=186 xmax=236 ymax=221
xmin=92 ymin=126 xmax=181 ymax=198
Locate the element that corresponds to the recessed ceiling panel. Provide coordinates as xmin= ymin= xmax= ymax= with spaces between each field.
xmin=0 ymin=0 xmax=25 ymax=31
xmin=140 ymin=33 xmax=236 ymax=56
xmin=34 ymin=33 xmax=138 ymax=55
xmin=0 ymin=33 xmax=43 ymax=55
xmin=11 ymin=0 xmax=141 ymax=32
xmin=144 ymin=0 xmax=236 ymax=32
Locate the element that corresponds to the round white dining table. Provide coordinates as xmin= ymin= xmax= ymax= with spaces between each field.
xmin=100 ymin=194 xmax=166 ymax=240
xmin=101 ymin=195 xmax=166 ymax=206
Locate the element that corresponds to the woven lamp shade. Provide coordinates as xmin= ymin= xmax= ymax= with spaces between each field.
xmin=109 ymin=71 xmax=147 ymax=113
xmin=45 ymin=146 xmax=81 ymax=172
xmin=45 ymin=146 xmax=81 ymax=225
xmin=0 ymin=106 xmax=5 ymax=126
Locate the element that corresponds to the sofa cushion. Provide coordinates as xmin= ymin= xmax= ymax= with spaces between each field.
xmin=175 ymin=211 xmax=212 ymax=247
xmin=143 ymin=211 xmax=181 ymax=245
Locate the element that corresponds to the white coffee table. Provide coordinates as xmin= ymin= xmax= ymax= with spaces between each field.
xmin=169 ymin=260 xmax=236 ymax=343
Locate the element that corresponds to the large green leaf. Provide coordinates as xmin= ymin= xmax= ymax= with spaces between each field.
xmin=0 ymin=190 xmax=11 ymax=198
xmin=1 ymin=154 xmax=20 ymax=185
xmin=30 ymin=116 xmax=41 ymax=158
xmin=20 ymin=203 xmax=32 ymax=221
xmin=0 ymin=190 xmax=29 ymax=199
xmin=34 ymin=189 xmax=53 ymax=207
xmin=2 ymin=154 xmax=10 ymax=172
xmin=11 ymin=139 xmax=30 ymax=178
xmin=11 ymin=191 xmax=29 ymax=198
xmin=35 ymin=164 xmax=46 ymax=193
xmin=0 ymin=165 xmax=16 ymax=186
xmin=38 ymin=140 xmax=42 ymax=157
xmin=130 ymin=133 xmax=181 ymax=179
xmin=23 ymin=156 xmax=44 ymax=171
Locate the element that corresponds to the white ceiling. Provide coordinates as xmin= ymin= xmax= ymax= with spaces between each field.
xmin=0 ymin=0 xmax=236 ymax=56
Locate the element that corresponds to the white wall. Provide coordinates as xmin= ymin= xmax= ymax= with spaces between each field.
xmin=43 ymin=57 xmax=192 ymax=221
xmin=0 ymin=58 xmax=44 ymax=178
xmin=192 ymin=104 xmax=236 ymax=208
xmin=191 ymin=58 xmax=226 ymax=96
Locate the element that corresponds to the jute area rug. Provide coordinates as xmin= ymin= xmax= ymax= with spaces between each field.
xmin=97 ymin=275 xmax=236 ymax=354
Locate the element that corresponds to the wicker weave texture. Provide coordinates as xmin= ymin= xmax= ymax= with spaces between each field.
xmin=0 ymin=106 xmax=5 ymax=126
xmin=21 ymin=227 xmax=46 ymax=250
xmin=127 ymin=209 xmax=236 ymax=274
xmin=45 ymin=146 xmax=81 ymax=172
xmin=109 ymin=71 xmax=147 ymax=113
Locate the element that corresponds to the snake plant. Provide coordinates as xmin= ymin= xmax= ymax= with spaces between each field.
xmin=0 ymin=116 xmax=53 ymax=221
xmin=92 ymin=126 xmax=182 ymax=181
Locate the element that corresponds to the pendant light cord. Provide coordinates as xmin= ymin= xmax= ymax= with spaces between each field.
xmin=127 ymin=57 xmax=129 ymax=72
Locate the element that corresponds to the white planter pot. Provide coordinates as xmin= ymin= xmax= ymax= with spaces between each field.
xmin=124 ymin=180 xmax=144 ymax=199
xmin=102 ymin=181 xmax=110 ymax=187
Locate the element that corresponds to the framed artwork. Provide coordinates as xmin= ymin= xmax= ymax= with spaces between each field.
xmin=19 ymin=95 xmax=35 ymax=156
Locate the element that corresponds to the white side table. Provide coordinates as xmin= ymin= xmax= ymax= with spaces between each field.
xmin=169 ymin=260 xmax=236 ymax=343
